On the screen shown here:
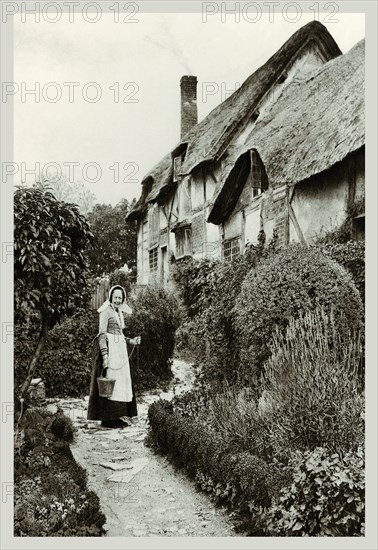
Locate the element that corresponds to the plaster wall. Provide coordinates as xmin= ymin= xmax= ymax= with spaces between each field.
xmin=245 ymin=208 xmax=261 ymax=244
xmin=191 ymin=173 xmax=204 ymax=210
xmin=290 ymin=163 xmax=348 ymax=243
xmin=159 ymin=205 xmax=168 ymax=230
xmin=223 ymin=211 xmax=242 ymax=239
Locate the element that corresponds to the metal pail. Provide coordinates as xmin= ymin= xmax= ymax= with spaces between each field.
xmin=97 ymin=376 xmax=115 ymax=398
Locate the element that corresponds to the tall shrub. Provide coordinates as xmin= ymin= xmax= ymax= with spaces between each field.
xmin=262 ymin=307 xmax=364 ymax=456
xmin=125 ymin=285 xmax=181 ymax=387
xmin=235 ymin=245 xmax=363 ymax=383
xmin=172 ymin=232 xmax=273 ymax=385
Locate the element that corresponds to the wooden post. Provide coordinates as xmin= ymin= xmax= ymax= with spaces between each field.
xmin=347 ymin=155 xmax=356 ymax=209
xmin=289 ymin=205 xmax=307 ymax=246
xmin=287 ymin=183 xmax=307 ymax=246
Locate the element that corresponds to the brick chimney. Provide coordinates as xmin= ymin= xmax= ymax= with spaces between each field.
xmin=180 ymin=75 xmax=198 ymax=139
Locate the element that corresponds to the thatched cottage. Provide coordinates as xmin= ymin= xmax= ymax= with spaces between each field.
xmin=128 ymin=21 xmax=365 ymax=286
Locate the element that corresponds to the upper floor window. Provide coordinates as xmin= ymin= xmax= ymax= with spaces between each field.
xmin=223 ymin=236 xmax=240 ymax=261
xmin=175 ymin=227 xmax=192 ymax=258
xmin=248 ymin=149 xmax=268 ymax=199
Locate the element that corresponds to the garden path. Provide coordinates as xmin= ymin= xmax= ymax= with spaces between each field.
xmin=53 ymin=360 xmax=235 ymax=537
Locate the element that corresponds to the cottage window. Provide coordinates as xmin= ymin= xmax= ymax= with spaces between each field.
xmin=149 ymin=246 xmax=158 ymax=272
xmin=247 ymin=149 xmax=268 ymax=199
xmin=223 ymin=237 xmax=241 ymax=261
xmin=173 ymin=156 xmax=182 ymax=183
xmin=175 ymin=227 xmax=192 ymax=258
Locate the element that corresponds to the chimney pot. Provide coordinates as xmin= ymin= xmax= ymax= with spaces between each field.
xmin=180 ymin=75 xmax=198 ymax=139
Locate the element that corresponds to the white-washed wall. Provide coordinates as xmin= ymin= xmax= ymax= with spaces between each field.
xmin=290 ymin=164 xmax=348 ymax=243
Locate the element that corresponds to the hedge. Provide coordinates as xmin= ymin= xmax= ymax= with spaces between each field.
xmin=14 ymin=310 xmax=96 ymax=398
xmin=148 ymin=395 xmax=365 ymax=536
xmin=125 ymin=284 xmax=181 ymax=386
xmin=14 ymin=407 xmax=106 ymax=536
xmin=173 ymin=238 xmax=364 ymax=389
xmin=147 ymin=398 xmax=289 ymax=534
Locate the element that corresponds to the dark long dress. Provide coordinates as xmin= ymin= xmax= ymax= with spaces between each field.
xmin=87 ymin=307 xmax=137 ymax=421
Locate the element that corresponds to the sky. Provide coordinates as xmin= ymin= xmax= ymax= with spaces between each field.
xmin=14 ymin=7 xmax=365 ymax=206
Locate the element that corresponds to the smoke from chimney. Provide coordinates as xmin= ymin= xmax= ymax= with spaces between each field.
xmin=180 ymin=75 xmax=198 ymax=139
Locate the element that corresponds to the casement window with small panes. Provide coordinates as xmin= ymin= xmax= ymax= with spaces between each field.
xmin=223 ymin=237 xmax=241 ymax=260
xmin=149 ymin=246 xmax=158 ymax=272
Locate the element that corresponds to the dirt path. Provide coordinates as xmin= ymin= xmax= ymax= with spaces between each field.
xmin=53 ymin=360 xmax=235 ymax=537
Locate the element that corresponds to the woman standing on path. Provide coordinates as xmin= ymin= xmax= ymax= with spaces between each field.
xmin=87 ymin=285 xmax=140 ymax=428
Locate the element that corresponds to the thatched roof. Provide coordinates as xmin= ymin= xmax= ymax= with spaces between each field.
xmin=128 ymin=153 xmax=173 ymax=220
xmin=208 ymin=38 xmax=365 ymax=224
xmin=128 ymin=21 xmax=341 ymax=220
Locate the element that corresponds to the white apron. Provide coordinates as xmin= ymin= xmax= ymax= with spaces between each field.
xmin=106 ymin=332 xmax=133 ymax=402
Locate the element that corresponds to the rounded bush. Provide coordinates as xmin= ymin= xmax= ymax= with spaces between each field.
xmin=235 ymin=245 xmax=363 ymax=379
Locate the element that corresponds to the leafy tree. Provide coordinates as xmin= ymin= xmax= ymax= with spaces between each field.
xmin=87 ymin=198 xmax=137 ymax=276
xmin=14 ymin=186 xmax=94 ymax=400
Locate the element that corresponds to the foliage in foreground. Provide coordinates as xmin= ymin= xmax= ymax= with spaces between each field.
xmin=148 ymin=396 xmax=365 ymax=536
xmin=148 ymin=306 xmax=365 ymax=536
xmin=264 ymin=447 xmax=365 ymax=536
xmin=147 ymin=399 xmax=290 ymax=535
xmin=261 ymin=307 xmax=364 ymax=457
xmin=14 ymin=408 xmax=106 ymax=536
xmin=14 ymin=186 xmax=94 ymax=400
